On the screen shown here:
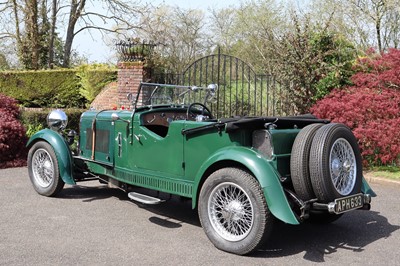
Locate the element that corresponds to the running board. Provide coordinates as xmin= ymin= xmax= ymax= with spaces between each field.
xmin=128 ymin=192 xmax=165 ymax=205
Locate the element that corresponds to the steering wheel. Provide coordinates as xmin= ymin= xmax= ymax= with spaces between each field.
xmin=186 ymin=102 xmax=213 ymax=120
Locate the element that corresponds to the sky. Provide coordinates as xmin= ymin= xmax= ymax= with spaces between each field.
xmin=73 ymin=0 xmax=240 ymax=63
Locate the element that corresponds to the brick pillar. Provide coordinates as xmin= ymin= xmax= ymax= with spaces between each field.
xmin=117 ymin=61 xmax=144 ymax=109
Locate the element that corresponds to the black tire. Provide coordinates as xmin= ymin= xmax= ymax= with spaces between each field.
xmin=290 ymin=123 xmax=324 ymax=200
xmin=198 ymin=167 xmax=273 ymax=255
xmin=309 ymin=123 xmax=362 ymax=203
xmin=28 ymin=141 xmax=65 ymax=197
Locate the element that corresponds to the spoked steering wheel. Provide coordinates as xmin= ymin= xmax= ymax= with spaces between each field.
xmin=186 ymin=102 xmax=213 ymax=121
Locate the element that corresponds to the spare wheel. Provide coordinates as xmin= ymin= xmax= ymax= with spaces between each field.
xmin=309 ymin=123 xmax=362 ymax=203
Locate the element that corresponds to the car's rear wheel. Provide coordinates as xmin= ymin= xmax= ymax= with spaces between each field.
xmin=309 ymin=123 xmax=362 ymax=203
xmin=198 ymin=167 xmax=273 ymax=255
xmin=28 ymin=141 xmax=64 ymax=196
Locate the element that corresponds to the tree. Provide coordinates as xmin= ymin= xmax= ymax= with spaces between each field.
xmin=0 ymin=0 xmax=144 ymax=68
xmin=209 ymin=0 xmax=285 ymax=74
xmin=309 ymin=0 xmax=400 ymax=52
xmin=268 ymin=12 xmax=356 ymax=113
xmin=0 ymin=53 xmax=9 ymax=70
xmin=137 ymin=5 xmax=207 ymax=74
xmin=208 ymin=7 xmax=237 ymax=52
xmin=209 ymin=2 xmax=356 ymax=114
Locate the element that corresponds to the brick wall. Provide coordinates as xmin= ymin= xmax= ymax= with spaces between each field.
xmin=91 ymin=61 xmax=144 ymax=110
xmin=90 ymin=82 xmax=118 ymax=110
xmin=117 ymin=61 xmax=144 ymax=109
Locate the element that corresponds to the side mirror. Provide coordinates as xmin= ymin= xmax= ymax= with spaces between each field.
xmin=203 ymin=84 xmax=218 ymax=104
xmin=207 ymin=84 xmax=218 ymax=93
xmin=111 ymin=113 xmax=119 ymax=121
xmin=111 ymin=112 xmax=130 ymax=124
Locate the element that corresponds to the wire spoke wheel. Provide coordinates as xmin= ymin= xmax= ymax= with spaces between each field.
xmin=198 ymin=167 xmax=272 ymax=255
xmin=208 ymin=182 xmax=254 ymax=242
xmin=330 ymin=138 xmax=357 ymax=196
xmin=28 ymin=141 xmax=64 ymax=197
xmin=310 ymin=123 xmax=362 ymax=203
xmin=32 ymin=148 xmax=55 ymax=188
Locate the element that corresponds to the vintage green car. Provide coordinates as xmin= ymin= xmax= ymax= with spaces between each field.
xmin=27 ymin=82 xmax=375 ymax=255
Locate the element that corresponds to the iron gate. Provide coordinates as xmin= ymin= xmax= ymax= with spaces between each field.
xmin=151 ymin=49 xmax=294 ymax=118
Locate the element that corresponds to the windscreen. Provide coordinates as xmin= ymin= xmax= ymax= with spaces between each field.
xmin=136 ymin=83 xmax=217 ymax=107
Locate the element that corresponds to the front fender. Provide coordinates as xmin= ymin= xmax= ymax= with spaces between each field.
xmin=193 ymin=146 xmax=299 ymax=225
xmin=27 ymin=129 xmax=75 ymax=185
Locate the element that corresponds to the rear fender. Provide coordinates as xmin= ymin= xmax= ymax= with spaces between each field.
xmin=193 ymin=146 xmax=299 ymax=225
xmin=362 ymin=176 xmax=377 ymax=197
xmin=27 ymin=129 xmax=75 ymax=185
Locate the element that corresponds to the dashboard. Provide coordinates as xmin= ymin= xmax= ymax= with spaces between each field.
xmin=141 ymin=111 xmax=188 ymax=127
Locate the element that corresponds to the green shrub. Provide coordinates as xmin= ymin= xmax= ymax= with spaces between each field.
xmin=0 ymin=66 xmax=117 ymax=108
xmin=20 ymin=108 xmax=84 ymax=135
xmin=0 ymin=70 xmax=86 ymax=108
xmin=77 ymin=64 xmax=117 ymax=104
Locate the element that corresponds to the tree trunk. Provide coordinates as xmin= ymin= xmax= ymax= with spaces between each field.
xmin=374 ymin=1 xmax=384 ymax=53
xmin=62 ymin=0 xmax=86 ymax=68
xmin=26 ymin=0 xmax=40 ymax=69
xmin=48 ymin=0 xmax=57 ymax=68
xmin=11 ymin=0 xmax=22 ymax=51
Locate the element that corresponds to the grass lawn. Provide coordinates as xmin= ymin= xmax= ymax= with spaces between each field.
xmin=367 ymin=166 xmax=400 ymax=181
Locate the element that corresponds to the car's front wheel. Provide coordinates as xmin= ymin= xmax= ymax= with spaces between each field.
xmin=198 ymin=167 xmax=273 ymax=255
xmin=28 ymin=141 xmax=64 ymax=196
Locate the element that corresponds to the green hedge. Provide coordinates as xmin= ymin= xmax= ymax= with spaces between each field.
xmin=20 ymin=108 xmax=84 ymax=137
xmin=0 ymin=66 xmax=117 ymax=108
xmin=77 ymin=64 xmax=118 ymax=102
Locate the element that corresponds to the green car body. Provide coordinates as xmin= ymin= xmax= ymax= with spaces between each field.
xmin=27 ymin=82 xmax=375 ymax=255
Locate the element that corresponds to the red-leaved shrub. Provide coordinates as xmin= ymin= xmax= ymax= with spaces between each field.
xmin=311 ymin=87 xmax=400 ymax=166
xmin=0 ymin=94 xmax=27 ymax=168
xmin=311 ymin=49 xmax=400 ymax=166
xmin=352 ymin=48 xmax=400 ymax=89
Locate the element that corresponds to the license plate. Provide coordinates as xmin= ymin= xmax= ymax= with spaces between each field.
xmin=334 ymin=194 xmax=364 ymax=214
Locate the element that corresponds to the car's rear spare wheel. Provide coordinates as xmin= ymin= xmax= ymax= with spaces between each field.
xmin=290 ymin=123 xmax=324 ymax=200
xmin=309 ymin=123 xmax=362 ymax=203
xmin=198 ymin=167 xmax=273 ymax=255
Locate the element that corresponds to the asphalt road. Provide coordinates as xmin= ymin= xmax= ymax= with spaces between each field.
xmin=1 ymin=167 xmax=399 ymax=266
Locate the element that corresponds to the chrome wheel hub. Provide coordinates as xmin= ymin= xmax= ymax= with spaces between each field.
xmin=329 ymin=138 xmax=357 ymax=196
xmin=221 ymin=200 xmax=244 ymax=222
xmin=208 ymin=182 xmax=254 ymax=242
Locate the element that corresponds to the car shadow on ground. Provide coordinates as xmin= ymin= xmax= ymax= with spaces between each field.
xmin=255 ymin=210 xmax=399 ymax=262
xmin=58 ymin=183 xmax=200 ymax=227
xmin=58 ymin=184 xmax=128 ymax=202
xmin=57 ymin=184 xmax=399 ymax=261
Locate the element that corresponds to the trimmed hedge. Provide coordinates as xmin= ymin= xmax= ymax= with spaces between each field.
xmin=77 ymin=64 xmax=118 ymax=103
xmin=20 ymin=108 xmax=84 ymax=136
xmin=0 ymin=70 xmax=84 ymax=108
xmin=0 ymin=66 xmax=117 ymax=108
